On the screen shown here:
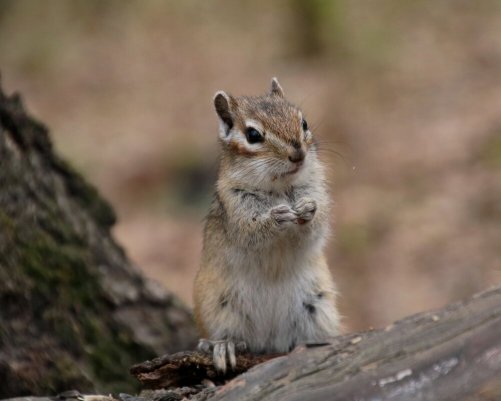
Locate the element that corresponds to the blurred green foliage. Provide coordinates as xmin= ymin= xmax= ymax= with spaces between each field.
xmin=480 ymin=131 xmax=501 ymax=168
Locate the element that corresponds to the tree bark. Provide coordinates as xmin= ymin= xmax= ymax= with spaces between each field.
xmin=0 ymin=79 xmax=197 ymax=397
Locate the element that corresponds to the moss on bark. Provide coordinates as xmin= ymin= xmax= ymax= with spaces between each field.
xmin=0 ymin=81 xmax=196 ymax=397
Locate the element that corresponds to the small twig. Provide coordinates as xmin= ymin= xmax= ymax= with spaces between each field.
xmin=130 ymin=350 xmax=284 ymax=389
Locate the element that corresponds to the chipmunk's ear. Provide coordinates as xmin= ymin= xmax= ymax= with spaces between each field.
xmin=214 ymin=91 xmax=235 ymax=132
xmin=270 ymin=77 xmax=284 ymax=98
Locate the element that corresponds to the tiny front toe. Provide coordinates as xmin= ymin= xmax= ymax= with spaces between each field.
xmin=213 ymin=342 xmax=227 ymax=373
xmin=227 ymin=341 xmax=236 ymax=370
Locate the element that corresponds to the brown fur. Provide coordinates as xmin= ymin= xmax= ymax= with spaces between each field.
xmin=194 ymin=79 xmax=339 ymax=362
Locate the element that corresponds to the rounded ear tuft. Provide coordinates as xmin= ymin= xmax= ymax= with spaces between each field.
xmin=214 ymin=91 xmax=234 ymax=129
xmin=270 ymin=77 xmax=284 ymax=98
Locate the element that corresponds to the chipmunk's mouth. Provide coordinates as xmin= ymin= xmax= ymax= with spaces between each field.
xmin=283 ymin=162 xmax=303 ymax=176
xmin=271 ymin=162 xmax=304 ymax=181
xmin=285 ymin=166 xmax=300 ymax=175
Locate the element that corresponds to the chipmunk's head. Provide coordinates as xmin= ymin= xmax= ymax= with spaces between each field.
xmin=214 ymin=78 xmax=317 ymax=188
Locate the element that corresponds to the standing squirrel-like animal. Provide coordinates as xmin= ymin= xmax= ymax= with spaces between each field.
xmin=194 ymin=78 xmax=340 ymax=372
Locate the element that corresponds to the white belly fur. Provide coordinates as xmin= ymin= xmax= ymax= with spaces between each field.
xmin=209 ymin=243 xmax=339 ymax=353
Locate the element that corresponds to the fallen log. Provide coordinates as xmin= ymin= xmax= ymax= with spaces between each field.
xmin=131 ymin=286 xmax=501 ymax=401
xmin=203 ymin=286 xmax=501 ymax=401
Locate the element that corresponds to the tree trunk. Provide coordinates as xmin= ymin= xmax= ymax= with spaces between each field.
xmin=0 ymin=80 xmax=197 ymax=397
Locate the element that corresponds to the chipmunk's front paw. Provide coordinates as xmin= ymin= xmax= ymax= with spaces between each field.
xmin=271 ymin=204 xmax=297 ymax=225
xmin=293 ymin=197 xmax=317 ymax=224
xmin=198 ymin=338 xmax=247 ymax=373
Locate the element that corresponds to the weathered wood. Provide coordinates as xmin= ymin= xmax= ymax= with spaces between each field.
xmin=130 ymin=350 xmax=282 ymax=388
xmin=128 ymin=287 xmax=501 ymax=400
xmin=199 ymin=287 xmax=501 ymax=401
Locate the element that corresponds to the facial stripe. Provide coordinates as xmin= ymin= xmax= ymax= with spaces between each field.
xmin=244 ymin=119 xmax=264 ymax=133
xmin=229 ymin=140 xmax=260 ymax=157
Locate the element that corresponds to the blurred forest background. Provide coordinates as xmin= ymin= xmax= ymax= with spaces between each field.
xmin=1 ymin=0 xmax=500 ymax=331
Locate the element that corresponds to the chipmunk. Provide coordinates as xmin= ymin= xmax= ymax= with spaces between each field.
xmin=194 ymin=78 xmax=340 ymax=372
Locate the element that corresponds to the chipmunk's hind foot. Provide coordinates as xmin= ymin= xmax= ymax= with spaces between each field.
xmin=197 ymin=338 xmax=247 ymax=373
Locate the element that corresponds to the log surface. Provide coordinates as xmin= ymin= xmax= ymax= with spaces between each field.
xmin=199 ymin=286 xmax=501 ymax=401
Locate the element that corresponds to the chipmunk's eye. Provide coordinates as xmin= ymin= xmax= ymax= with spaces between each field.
xmin=245 ymin=127 xmax=264 ymax=144
xmin=302 ymin=118 xmax=309 ymax=131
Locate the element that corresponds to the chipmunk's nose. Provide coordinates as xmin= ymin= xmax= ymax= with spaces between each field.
xmin=288 ymin=148 xmax=306 ymax=164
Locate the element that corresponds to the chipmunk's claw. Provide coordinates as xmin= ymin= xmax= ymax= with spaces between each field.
xmin=197 ymin=339 xmax=247 ymax=373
